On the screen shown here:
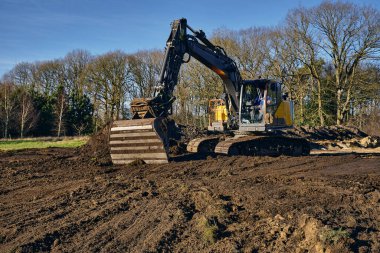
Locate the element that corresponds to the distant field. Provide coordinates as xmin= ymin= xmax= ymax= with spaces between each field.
xmin=0 ymin=137 xmax=89 ymax=151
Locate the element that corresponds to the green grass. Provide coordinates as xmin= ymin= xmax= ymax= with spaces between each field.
xmin=320 ymin=227 xmax=350 ymax=244
xmin=198 ymin=216 xmax=219 ymax=244
xmin=0 ymin=137 xmax=88 ymax=151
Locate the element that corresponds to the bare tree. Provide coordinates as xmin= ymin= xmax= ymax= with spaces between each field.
xmin=311 ymin=1 xmax=380 ymax=125
xmin=63 ymin=49 xmax=91 ymax=96
xmin=33 ymin=60 xmax=64 ymax=96
xmin=212 ymin=27 xmax=270 ymax=79
xmin=18 ymin=87 xmax=38 ymax=138
xmin=127 ymin=50 xmax=163 ymax=98
xmin=6 ymin=63 xmax=39 ymax=137
xmin=84 ymin=51 xmax=129 ymax=122
xmin=0 ymin=82 xmax=17 ymax=138
xmin=8 ymin=62 xmax=34 ymax=87
xmin=174 ymin=57 xmax=224 ymax=127
xmin=55 ymin=85 xmax=66 ymax=137
xmin=285 ymin=8 xmax=326 ymax=125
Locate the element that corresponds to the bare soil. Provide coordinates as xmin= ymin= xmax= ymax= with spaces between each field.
xmin=1 ymin=145 xmax=379 ymax=252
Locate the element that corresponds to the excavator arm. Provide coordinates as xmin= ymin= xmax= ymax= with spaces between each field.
xmin=131 ymin=18 xmax=242 ymax=125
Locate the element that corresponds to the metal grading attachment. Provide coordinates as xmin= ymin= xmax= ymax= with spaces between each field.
xmin=109 ymin=118 xmax=170 ymax=164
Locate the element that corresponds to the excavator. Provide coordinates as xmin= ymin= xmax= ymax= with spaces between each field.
xmin=109 ymin=18 xmax=310 ymax=164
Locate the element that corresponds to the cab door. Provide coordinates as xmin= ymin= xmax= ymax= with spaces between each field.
xmin=239 ymin=83 xmax=266 ymax=132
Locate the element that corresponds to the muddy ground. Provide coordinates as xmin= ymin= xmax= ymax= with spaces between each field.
xmin=1 ymin=146 xmax=379 ymax=252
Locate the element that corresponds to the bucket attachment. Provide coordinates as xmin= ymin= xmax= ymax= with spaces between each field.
xmin=109 ymin=118 xmax=169 ymax=164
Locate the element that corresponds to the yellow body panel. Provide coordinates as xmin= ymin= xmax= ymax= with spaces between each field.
xmin=274 ymin=101 xmax=293 ymax=126
xmin=215 ymin=105 xmax=227 ymax=122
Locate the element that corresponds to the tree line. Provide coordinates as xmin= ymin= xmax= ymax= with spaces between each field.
xmin=0 ymin=0 xmax=379 ymax=138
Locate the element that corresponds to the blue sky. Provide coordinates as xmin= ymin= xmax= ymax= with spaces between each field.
xmin=0 ymin=0 xmax=379 ymax=77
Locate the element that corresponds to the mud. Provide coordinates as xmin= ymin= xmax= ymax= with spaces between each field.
xmin=286 ymin=125 xmax=368 ymax=141
xmin=1 ymin=147 xmax=379 ymax=252
xmin=79 ymin=125 xmax=112 ymax=166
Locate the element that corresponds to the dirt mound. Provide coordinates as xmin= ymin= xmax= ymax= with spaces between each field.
xmin=359 ymin=136 xmax=380 ymax=148
xmin=285 ymin=125 xmax=380 ymax=150
xmin=286 ymin=125 xmax=368 ymax=141
xmin=178 ymin=123 xmax=208 ymax=141
xmin=1 ymin=149 xmax=379 ymax=252
xmin=168 ymin=123 xmax=209 ymax=156
xmin=79 ymin=124 xmax=112 ymax=166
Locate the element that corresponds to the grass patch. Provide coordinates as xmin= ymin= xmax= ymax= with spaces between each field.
xmin=320 ymin=227 xmax=350 ymax=244
xmin=198 ymin=216 xmax=219 ymax=244
xmin=0 ymin=137 xmax=88 ymax=151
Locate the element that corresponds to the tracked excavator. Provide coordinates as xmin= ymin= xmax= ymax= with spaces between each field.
xmin=109 ymin=18 xmax=310 ymax=164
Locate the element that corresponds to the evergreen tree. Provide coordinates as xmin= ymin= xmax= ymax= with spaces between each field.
xmin=65 ymin=93 xmax=94 ymax=135
xmin=31 ymin=92 xmax=56 ymax=136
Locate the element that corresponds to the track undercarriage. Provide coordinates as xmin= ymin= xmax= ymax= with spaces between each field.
xmin=187 ymin=133 xmax=310 ymax=156
xmin=109 ymin=118 xmax=310 ymax=165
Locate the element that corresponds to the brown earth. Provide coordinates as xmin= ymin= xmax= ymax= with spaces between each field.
xmin=1 ymin=144 xmax=379 ymax=252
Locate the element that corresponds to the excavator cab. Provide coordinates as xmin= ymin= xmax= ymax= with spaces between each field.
xmin=239 ymin=80 xmax=294 ymax=132
xmin=240 ymin=82 xmax=265 ymax=125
